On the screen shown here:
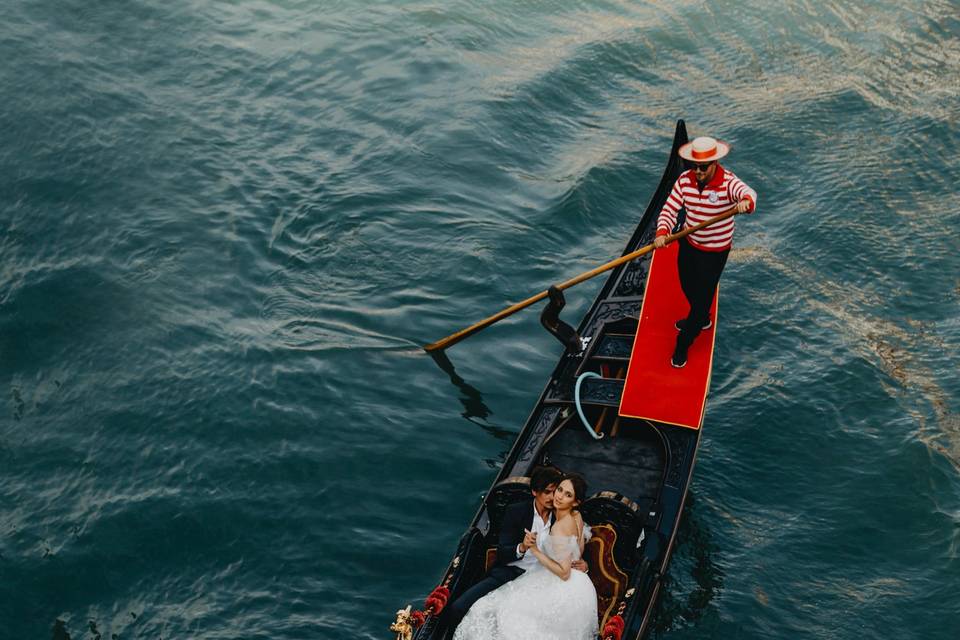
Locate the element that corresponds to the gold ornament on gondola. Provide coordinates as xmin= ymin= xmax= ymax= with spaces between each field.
xmin=390 ymin=605 xmax=414 ymax=640
xmin=389 ymin=556 xmax=460 ymax=639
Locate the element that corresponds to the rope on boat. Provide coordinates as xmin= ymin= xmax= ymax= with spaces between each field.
xmin=574 ymin=371 xmax=604 ymax=440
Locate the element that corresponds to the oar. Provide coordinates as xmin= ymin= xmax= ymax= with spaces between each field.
xmin=424 ymin=204 xmax=740 ymax=352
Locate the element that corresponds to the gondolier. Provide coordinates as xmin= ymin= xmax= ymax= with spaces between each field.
xmin=653 ymin=135 xmax=757 ymax=368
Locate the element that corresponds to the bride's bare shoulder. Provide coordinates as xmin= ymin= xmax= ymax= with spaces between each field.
xmin=551 ymin=513 xmax=578 ymax=536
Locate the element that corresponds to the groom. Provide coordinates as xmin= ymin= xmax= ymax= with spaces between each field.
xmin=445 ymin=465 xmax=589 ymax=628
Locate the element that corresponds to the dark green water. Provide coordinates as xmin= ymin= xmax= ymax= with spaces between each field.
xmin=1 ymin=1 xmax=958 ymax=638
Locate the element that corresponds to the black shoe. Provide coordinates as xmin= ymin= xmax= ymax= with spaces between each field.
xmin=674 ymin=318 xmax=712 ymax=332
xmin=671 ymin=344 xmax=688 ymax=368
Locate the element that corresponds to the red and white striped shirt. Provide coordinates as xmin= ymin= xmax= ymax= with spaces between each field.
xmin=655 ymin=165 xmax=757 ymax=251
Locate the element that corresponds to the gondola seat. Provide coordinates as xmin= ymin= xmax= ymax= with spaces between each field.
xmin=483 ymin=476 xmax=533 ymax=572
xmin=584 ymin=523 xmax=628 ymax=628
xmin=582 ymin=492 xmax=644 ymax=628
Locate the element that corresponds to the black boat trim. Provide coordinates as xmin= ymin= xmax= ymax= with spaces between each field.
xmin=540 ymin=285 xmax=584 ymax=354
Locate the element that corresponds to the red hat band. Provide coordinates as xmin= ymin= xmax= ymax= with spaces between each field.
xmin=691 ymin=146 xmax=717 ymax=160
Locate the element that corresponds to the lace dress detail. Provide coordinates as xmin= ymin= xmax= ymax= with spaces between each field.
xmin=453 ymin=531 xmax=598 ymax=640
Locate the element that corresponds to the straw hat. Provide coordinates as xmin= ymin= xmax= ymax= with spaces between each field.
xmin=678 ymin=136 xmax=730 ymax=163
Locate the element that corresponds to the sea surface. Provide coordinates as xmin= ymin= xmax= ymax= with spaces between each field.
xmin=1 ymin=1 xmax=958 ymax=639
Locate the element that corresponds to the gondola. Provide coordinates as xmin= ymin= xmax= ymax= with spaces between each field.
xmin=393 ymin=120 xmax=702 ymax=640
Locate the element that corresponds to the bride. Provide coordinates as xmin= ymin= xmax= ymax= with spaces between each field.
xmin=453 ymin=474 xmax=599 ymax=640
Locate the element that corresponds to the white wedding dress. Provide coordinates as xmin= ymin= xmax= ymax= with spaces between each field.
xmin=453 ymin=531 xmax=599 ymax=640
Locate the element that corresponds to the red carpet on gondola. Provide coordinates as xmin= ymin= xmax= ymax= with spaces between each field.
xmin=618 ymin=241 xmax=718 ymax=430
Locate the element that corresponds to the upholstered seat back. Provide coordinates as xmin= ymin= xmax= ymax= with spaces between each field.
xmin=581 ymin=492 xmax=644 ymax=628
xmin=482 ymin=476 xmax=533 ymax=571
xmin=584 ymin=523 xmax=628 ymax=628
xmin=486 ymin=476 xmax=532 ymax=536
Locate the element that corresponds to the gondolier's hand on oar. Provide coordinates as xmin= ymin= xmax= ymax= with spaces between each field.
xmin=653 ymin=198 xmax=751 ymax=250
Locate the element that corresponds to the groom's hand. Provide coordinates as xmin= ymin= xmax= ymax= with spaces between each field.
xmin=520 ymin=529 xmax=537 ymax=552
xmin=572 ymin=559 xmax=588 ymax=573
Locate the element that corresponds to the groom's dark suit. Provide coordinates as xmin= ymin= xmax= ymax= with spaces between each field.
xmin=446 ymin=497 xmax=552 ymax=628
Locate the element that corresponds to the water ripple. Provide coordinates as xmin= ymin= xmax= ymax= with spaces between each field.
xmin=1 ymin=1 xmax=958 ymax=638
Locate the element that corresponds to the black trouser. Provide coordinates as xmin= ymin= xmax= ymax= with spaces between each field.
xmin=676 ymin=237 xmax=729 ymax=351
xmin=444 ymin=565 xmax=524 ymax=629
